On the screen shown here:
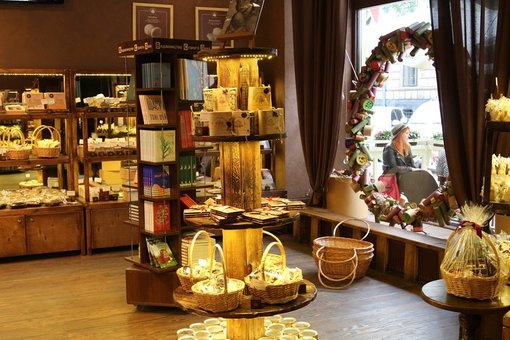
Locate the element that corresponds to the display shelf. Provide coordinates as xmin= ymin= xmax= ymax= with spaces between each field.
xmin=0 ymin=69 xmax=80 ymax=257
xmin=176 ymin=47 xmax=307 ymax=339
xmin=0 ymin=156 xmax=70 ymax=167
xmin=193 ymin=134 xmax=286 ymax=143
xmin=185 ymin=216 xmax=297 ymax=231
xmin=173 ymin=280 xmax=317 ymax=319
xmin=119 ymin=37 xmax=212 ymax=307
xmin=76 ymin=110 xmax=137 ymax=119
xmin=76 ymin=154 xmax=135 ymax=163
xmin=125 ymin=255 xmax=179 ymax=273
xmin=0 ymin=111 xmax=69 ymax=120
xmin=482 ymin=120 xmax=510 ymax=212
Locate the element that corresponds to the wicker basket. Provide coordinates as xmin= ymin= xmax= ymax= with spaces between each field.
xmin=177 ymin=230 xmax=216 ymax=293
xmin=312 ymin=218 xmax=374 ymax=289
xmin=245 ymin=241 xmax=303 ymax=304
xmin=191 ymin=244 xmax=245 ymax=312
xmin=3 ymin=127 xmax=31 ymax=160
xmin=440 ymin=229 xmax=502 ymax=300
xmin=31 ymin=125 xmax=61 ymax=158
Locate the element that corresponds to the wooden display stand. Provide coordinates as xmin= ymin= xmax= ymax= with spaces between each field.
xmin=173 ymin=47 xmax=316 ymax=340
xmin=118 ymin=38 xmax=212 ymax=307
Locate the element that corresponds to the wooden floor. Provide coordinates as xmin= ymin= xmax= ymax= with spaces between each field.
xmin=0 ymin=233 xmax=459 ymax=339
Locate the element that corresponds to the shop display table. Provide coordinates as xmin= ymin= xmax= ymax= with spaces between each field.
xmin=421 ymin=279 xmax=510 ymax=340
xmin=173 ymin=279 xmax=316 ymax=318
xmin=178 ymin=217 xmax=315 ymax=339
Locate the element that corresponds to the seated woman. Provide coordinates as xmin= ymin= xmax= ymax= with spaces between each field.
xmin=382 ymin=123 xmax=417 ymax=174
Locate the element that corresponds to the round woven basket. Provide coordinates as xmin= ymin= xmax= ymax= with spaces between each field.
xmin=245 ymin=241 xmax=303 ymax=304
xmin=3 ymin=127 xmax=31 ymax=160
xmin=31 ymin=125 xmax=61 ymax=158
xmin=312 ymin=218 xmax=374 ymax=289
xmin=177 ymin=230 xmax=216 ymax=293
xmin=191 ymin=244 xmax=245 ymax=313
xmin=440 ymin=229 xmax=502 ymax=300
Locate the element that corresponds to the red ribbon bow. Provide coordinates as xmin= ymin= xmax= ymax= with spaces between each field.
xmin=458 ymin=220 xmax=482 ymax=238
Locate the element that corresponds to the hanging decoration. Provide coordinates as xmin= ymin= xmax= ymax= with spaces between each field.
xmin=343 ymin=22 xmax=459 ymax=232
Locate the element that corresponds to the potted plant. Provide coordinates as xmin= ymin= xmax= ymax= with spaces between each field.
xmin=374 ymin=130 xmax=391 ymax=147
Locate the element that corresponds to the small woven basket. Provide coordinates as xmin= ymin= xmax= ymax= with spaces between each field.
xmin=245 ymin=241 xmax=303 ymax=304
xmin=191 ymin=244 xmax=245 ymax=312
xmin=441 ymin=230 xmax=502 ymax=300
xmin=4 ymin=127 xmax=31 ymax=160
xmin=177 ymin=230 xmax=216 ymax=293
xmin=312 ymin=218 xmax=374 ymax=289
xmin=31 ymin=125 xmax=61 ymax=158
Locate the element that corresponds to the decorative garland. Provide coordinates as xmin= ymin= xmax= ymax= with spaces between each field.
xmin=344 ymin=22 xmax=458 ymax=232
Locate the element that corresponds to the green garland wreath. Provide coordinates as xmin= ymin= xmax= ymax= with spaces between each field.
xmin=345 ymin=22 xmax=458 ymax=232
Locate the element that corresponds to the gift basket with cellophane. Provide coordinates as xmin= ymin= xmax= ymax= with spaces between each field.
xmin=440 ymin=203 xmax=509 ymax=300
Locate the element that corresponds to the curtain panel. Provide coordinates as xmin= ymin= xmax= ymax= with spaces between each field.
xmin=292 ymin=0 xmax=350 ymax=206
xmin=430 ymin=0 xmax=498 ymax=204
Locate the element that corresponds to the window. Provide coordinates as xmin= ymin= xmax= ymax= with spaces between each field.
xmin=402 ymin=65 xmax=417 ymax=87
xmin=356 ymin=0 xmax=444 ymax=182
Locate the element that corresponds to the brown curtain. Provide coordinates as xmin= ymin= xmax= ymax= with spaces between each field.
xmin=429 ymin=0 xmax=499 ymax=204
xmin=493 ymin=1 xmax=510 ymax=155
xmin=292 ymin=1 xmax=350 ymax=207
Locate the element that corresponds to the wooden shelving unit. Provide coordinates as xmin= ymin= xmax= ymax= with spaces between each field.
xmin=0 ymin=69 xmax=84 ymax=257
xmin=117 ymin=38 xmax=212 ymax=308
xmin=70 ymin=71 xmax=138 ymax=254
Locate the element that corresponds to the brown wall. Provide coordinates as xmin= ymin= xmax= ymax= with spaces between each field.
xmin=0 ymin=0 xmax=306 ymax=197
xmin=0 ymin=0 xmax=230 ymax=70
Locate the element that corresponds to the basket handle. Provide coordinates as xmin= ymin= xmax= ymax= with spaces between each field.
xmin=259 ymin=241 xmax=286 ymax=281
xmin=208 ymin=243 xmax=229 ymax=296
xmin=263 ymin=230 xmax=283 ymax=245
xmin=32 ymin=125 xmax=61 ymax=143
xmin=315 ymin=246 xmax=358 ymax=289
xmin=3 ymin=127 xmax=26 ymax=145
xmin=333 ymin=218 xmax=371 ymax=241
xmin=188 ymin=230 xmax=214 ymax=280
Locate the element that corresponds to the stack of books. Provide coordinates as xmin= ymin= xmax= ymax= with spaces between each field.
xmin=180 ymin=231 xmax=215 ymax=267
xmin=142 ymin=165 xmax=171 ymax=197
xmin=142 ymin=62 xmax=171 ymax=88
xmin=178 ymin=59 xmax=209 ymax=100
xmin=146 ymin=237 xmax=178 ymax=269
xmin=240 ymin=211 xmax=278 ymax=225
xmin=144 ymin=201 xmax=171 ymax=232
xmin=210 ymin=205 xmax=245 ymax=225
xmin=183 ymin=204 xmax=210 ymax=218
xmin=128 ymin=202 xmax=139 ymax=223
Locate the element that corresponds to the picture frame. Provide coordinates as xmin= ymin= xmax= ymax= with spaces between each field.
xmin=132 ymin=2 xmax=173 ymax=40
xmin=195 ymin=7 xmax=233 ymax=48
xmin=221 ymin=0 xmax=265 ymax=35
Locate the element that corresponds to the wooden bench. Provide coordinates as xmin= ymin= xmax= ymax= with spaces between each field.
xmin=295 ymin=207 xmax=446 ymax=283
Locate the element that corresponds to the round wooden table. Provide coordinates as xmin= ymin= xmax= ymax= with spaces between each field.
xmin=421 ymin=279 xmax=510 ymax=339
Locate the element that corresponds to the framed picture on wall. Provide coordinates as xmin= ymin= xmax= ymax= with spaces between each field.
xmin=195 ymin=7 xmax=233 ymax=48
xmin=132 ymin=2 xmax=174 ymax=40
xmin=221 ymin=0 xmax=265 ymax=35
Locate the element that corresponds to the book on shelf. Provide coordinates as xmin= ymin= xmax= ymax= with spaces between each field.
xmin=178 ymin=110 xmax=194 ymax=148
xmin=142 ymin=164 xmax=171 ymax=197
xmin=180 ymin=194 xmax=197 ymax=208
xmin=139 ymin=129 xmax=176 ymax=162
xmin=144 ymin=200 xmax=171 ymax=232
xmin=178 ymin=59 xmax=209 ymax=101
xmin=141 ymin=62 xmax=171 ymax=88
xmin=146 ymin=237 xmax=178 ymax=269
xmin=179 ymin=155 xmax=196 ymax=187
xmin=139 ymin=94 xmax=168 ymax=124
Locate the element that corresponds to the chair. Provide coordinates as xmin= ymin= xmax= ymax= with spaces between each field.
xmin=397 ymin=170 xmax=438 ymax=203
